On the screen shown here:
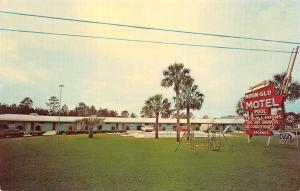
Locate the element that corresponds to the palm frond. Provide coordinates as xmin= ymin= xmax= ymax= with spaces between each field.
xmin=269 ymin=72 xmax=300 ymax=102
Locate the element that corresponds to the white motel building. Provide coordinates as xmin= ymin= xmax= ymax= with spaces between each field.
xmin=0 ymin=114 xmax=244 ymax=132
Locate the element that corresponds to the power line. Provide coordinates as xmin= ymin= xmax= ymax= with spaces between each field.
xmin=0 ymin=10 xmax=299 ymax=45
xmin=0 ymin=28 xmax=293 ymax=54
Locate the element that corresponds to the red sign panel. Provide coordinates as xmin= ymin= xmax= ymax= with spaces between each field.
xmin=242 ymin=84 xmax=285 ymax=136
xmin=244 ymin=114 xmax=284 ymax=130
xmin=243 ymin=85 xmax=284 ymax=116
xmin=247 ymin=129 xmax=273 ymax=136
xmin=176 ymin=126 xmax=187 ymax=132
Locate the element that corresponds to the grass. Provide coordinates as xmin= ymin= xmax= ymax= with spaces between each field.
xmin=0 ymin=134 xmax=300 ymax=191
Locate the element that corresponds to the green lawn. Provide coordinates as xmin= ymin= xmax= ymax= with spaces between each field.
xmin=0 ymin=134 xmax=299 ymax=191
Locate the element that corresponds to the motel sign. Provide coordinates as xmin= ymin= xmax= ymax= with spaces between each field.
xmin=242 ymin=84 xmax=285 ymax=136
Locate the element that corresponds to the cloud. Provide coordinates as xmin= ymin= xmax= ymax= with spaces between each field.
xmin=0 ymin=64 xmax=30 ymax=83
xmin=0 ymin=34 xmax=49 ymax=86
xmin=0 ymin=61 xmax=49 ymax=84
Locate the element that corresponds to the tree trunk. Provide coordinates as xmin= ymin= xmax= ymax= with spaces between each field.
xmin=186 ymin=105 xmax=192 ymax=140
xmin=89 ymin=126 xmax=93 ymax=138
xmin=155 ymin=114 xmax=159 ymax=139
xmin=176 ymin=91 xmax=180 ymax=142
xmin=187 ymin=105 xmax=191 ymax=141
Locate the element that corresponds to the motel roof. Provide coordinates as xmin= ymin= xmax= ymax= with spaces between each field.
xmin=0 ymin=114 xmax=83 ymax=123
xmin=0 ymin=114 xmax=244 ymax=124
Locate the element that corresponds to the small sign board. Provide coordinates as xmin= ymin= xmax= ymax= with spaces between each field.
xmin=285 ymin=112 xmax=297 ymax=124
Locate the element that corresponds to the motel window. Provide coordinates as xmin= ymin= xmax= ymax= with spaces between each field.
xmin=35 ymin=125 xmax=42 ymax=131
xmin=137 ymin=125 xmax=142 ymax=130
xmin=16 ymin=125 xmax=24 ymax=131
xmin=97 ymin=125 xmax=102 ymax=130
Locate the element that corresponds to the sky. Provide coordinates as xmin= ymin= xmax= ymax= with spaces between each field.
xmin=0 ymin=0 xmax=299 ymax=118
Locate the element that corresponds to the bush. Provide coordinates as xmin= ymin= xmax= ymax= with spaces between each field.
xmin=29 ymin=131 xmax=45 ymax=136
xmin=63 ymin=129 xmax=127 ymax=135
xmin=57 ymin=131 xmax=65 ymax=135
xmin=0 ymin=124 xmax=9 ymax=130
xmin=93 ymin=130 xmax=101 ymax=134
xmin=0 ymin=129 xmax=25 ymax=138
xmin=65 ymin=130 xmax=97 ymax=135
xmin=65 ymin=130 xmax=78 ymax=135
xmin=78 ymin=130 xmax=89 ymax=134
xmin=99 ymin=130 xmax=127 ymax=133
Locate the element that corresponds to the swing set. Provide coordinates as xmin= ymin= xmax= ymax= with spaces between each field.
xmin=174 ymin=123 xmax=232 ymax=153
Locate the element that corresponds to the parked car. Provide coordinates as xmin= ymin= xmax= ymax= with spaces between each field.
xmin=141 ymin=125 xmax=153 ymax=132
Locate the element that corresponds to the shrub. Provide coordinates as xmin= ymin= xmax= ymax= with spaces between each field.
xmin=0 ymin=124 xmax=9 ymax=130
xmin=29 ymin=131 xmax=45 ymax=136
xmin=0 ymin=129 xmax=25 ymax=138
xmin=78 ymin=130 xmax=89 ymax=134
xmin=57 ymin=131 xmax=65 ymax=135
xmin=65 ymin=130 xmax=77 ymax=135
xmin=99 ymin=130 xmax=127 ymax=133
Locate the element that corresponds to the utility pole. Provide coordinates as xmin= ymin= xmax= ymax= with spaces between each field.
xmin=58 ymin=84 xmax=64 ymax=133
xmin=281 ymin=46 xmax=298 ymax=95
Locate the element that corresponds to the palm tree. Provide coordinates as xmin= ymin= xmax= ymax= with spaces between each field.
xmin=179 ymin=80 xmax=204 ymax=139
xmin=141 ymin=94 xmax=172 ymax=139
xmin=77 ymin=116 xmax=104 ymax=138
xmin=269 ymin=72 xmax=300 ymax=103
xmin=140 ymin=105 xmax=154 ymax=118
xmin=161 ymin=63 xmax=191 ymax=142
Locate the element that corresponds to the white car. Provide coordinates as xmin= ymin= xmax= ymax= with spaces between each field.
xmin=141 ymin=125 xmax=153 ymax=132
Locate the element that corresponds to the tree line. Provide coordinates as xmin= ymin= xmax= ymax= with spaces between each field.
xmin=0 ymin=97 xmax=137 ymax=118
